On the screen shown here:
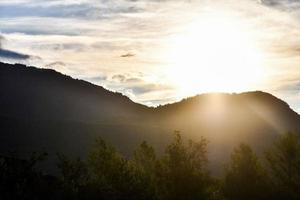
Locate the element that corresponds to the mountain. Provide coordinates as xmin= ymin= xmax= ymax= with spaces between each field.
xmin=1 ymin=62 xmax=300 ymax=174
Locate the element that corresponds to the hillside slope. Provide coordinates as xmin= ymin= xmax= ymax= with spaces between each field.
xmin=1 ymin=62 xmax=300 ymax=174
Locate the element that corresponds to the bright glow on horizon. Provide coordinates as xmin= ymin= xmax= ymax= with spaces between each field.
xmin=164 ymin=12 xmax=267 ymax=98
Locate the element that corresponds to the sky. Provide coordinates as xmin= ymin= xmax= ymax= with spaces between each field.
xmin=1 ymin=0 xmax=300 ymax=112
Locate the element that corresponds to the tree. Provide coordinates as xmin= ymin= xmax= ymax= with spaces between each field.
xmin=223 ymin=144 xmax=269 ymax=200
xmin=0 ymin=152 xmax=61 ymax=200
xmin=88 ymin=137 xmax=150 ymax=200
xmin=131 ymin=141 xmax=158 ymax=200
xmin=57 ymin=154 xmax=88 ymax=199
xmin=133 ymin=141 xmax=157 ymax=174
xmin=266 ymin=132 xmax=300 ymax=200
xmin=158 ymin=132 xmax=212 ymax=200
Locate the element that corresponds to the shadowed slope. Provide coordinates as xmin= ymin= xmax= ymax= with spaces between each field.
xmin=1 ymin=62 xmax=300 ymax=174
xmin=0 ymin=63 xmax=150 ymax=122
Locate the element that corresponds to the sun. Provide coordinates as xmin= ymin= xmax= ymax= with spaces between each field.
xmin=164 ymin=12 xmax=267 ymax=97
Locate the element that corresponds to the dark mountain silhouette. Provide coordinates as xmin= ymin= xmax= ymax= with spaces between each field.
xmin=1 ymin=62 xmax=300 ymax=174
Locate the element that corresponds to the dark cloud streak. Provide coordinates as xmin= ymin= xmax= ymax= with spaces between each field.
xmin=0 ymin=35 xmax=31 ymax=60
xmin=260 ymin=0 xmax=300 ymax=10
xmin=120 ymin=53 xmax=135 ymax=57
xmin=0 ymin=49 xmax=31 ymax=60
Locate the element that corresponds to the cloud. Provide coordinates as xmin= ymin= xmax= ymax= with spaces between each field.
xmin=260 ymin=0 xmax=300 ymax=10
xmin=108 ymin=73 xmax=176 ymax=99
xmin=2 ymin=0 xmax=300 ymax=111
xmin=0 ymin=35 xmax=31 ymax=60
xmin=45 ymin=61 xmax=66 ymax=68
xmin=35 ymin=43 xmax=86 ymax=52
xmin=86 ymin=75 xmax=107 ymax=83
xmin=273 ymin=78 xmax=300 ymax=94
xmin=270 ymin=77 xmax=300 ymax=114
xmin=0 ymin=1 xmax=142 ymax=20
xmin=120 ymin=53 xmax=135 ymax=57
xmin=128 ymin=83 xmax=174 ymax=95
xmin=111 ymin=74 xmax=144 ymax=84
xmin=0 ymin=35 xmax=4 ymax=49
xmin=0 ymin=49 xmax=31 ymax=60
xmin=112 ymin=74 xmax=127 ymax=82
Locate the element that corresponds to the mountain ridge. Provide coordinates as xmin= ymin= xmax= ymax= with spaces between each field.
xmin=1 ymin=61 xmax=300 ymax=175
xmin=2 ymin=62 xmax=299 ymax=116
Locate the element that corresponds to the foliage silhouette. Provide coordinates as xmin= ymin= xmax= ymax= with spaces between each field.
xmin=0 ymin=132 xmax=300 ymax=200
xmin=266 ymin=132 xmax=300 ymax=200
xmin=222 ymin=144 xmax=270 ymax=200
xmin=0 ymin=152 xmax=61 ymax=200
xmin=157 ymin=132 xmax=212 ymax=200
xmin=57 ymin=154 xmax=88 ymax=199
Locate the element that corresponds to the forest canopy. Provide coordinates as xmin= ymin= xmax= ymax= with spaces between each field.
xmin=0 ymin=132 xmax=300 ymax=200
